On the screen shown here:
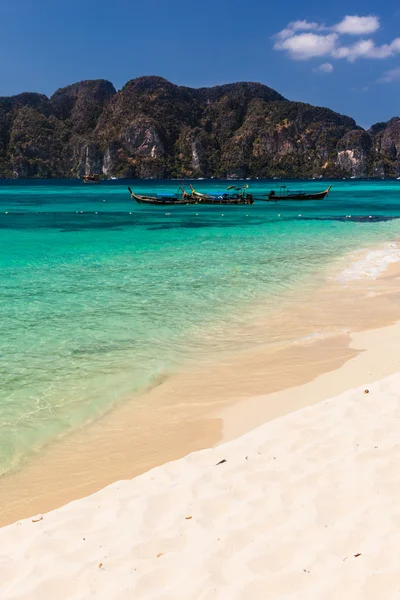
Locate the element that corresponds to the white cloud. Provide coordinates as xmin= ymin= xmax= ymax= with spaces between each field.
xmin=274 ymin=19 xmax=324 ymax=43
xmin=276 ymin=28 xmax=298 ymax=42
xmin=378 ymin=66 xmax=400 ymax=83
xmin=313 ymin=62 xmax=334 ymax=73
xmin=333 ymin=15 xmax=380 ymax=35
xmin=274 ymin=33 xmax=338 ymax=60
xmin=289 ymin=20 xmax=321 ymax=32
xmin=274 ymin=14 xmax=399 ymax=63
xmin=275 ymin=21 xmax=321 ymax=42
xmin=334 ymin=38 xmax=400 ymax=61
xmin=274 ymin=15 xmax=380 ymax=43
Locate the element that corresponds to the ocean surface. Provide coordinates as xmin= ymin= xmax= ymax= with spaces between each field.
xmin=1 ymin=179 xmax=400 ymax=475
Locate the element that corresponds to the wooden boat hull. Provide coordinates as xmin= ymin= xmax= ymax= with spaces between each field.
xmin=267 ymin=186 xmax=331 ymax=201
xmin=128 ymin=188 xmax=191 ymax=205
xmin=193 ymin=196 xmax=253 ymax=205
xmin=83 ymin=174 xmax=101 ymax=184
xmin=189 ymin=184 xmax=253 ymax=205
xmin=128 ymin=188 xmax=253 ymax=205
xmin=133 ymin=195 xmax=191 ymax=205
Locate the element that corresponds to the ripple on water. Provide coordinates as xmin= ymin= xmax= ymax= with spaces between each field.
xmin=1 ymin=179 xmax=400 ymax=473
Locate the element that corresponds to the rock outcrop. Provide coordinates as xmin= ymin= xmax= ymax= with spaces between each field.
xmin=0 ymin=76 xmax=399 ymax=179
xmin=369 ymin=118 xmax=400 ymax=177
xmin=337 ymin=131 xmax=373 ymax=178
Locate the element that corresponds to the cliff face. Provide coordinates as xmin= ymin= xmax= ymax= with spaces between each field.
xmin=369 ymin=118 xmax=400 ymax=177
xmin=0 ymin=76 xmax=399 ymax=179
xmin=337 ymin=131 xmax=373 ymax=178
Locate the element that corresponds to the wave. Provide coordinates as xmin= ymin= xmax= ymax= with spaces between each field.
xmin=336 ymin=242 xmax=400 ymax=281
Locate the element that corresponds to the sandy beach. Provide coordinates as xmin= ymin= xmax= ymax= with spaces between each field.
xmin=4 ymin=6 xmax=400 ymax=594
xmin=2 ymin=245 xmax=400 ymax=598
xmin=2 ymin=369 xmax=400 ymax=599
xmin=2 ymin=243 xmax=400 ymax=526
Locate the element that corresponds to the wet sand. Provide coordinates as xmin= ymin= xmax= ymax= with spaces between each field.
xmin=1 ymin=246 xmax=400 ymax=526
xmin=3 ymin=366 xmax=400 ymax=598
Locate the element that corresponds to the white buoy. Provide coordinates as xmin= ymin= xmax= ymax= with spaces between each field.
xmin=5 ymin=212 xmax=8 ymax=214
xmin=95 ymin=212 xmax=98 ymax=214
xmin=369 ymin=215 xmax=372 ymax=218
xmin=221 ymin=214 xmax=224 ymax=216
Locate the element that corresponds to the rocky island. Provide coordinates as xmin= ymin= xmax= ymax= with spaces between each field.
xmin=1 ymin=75 xmax=399 ymax=179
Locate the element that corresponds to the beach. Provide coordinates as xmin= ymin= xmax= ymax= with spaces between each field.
xmin=2 ymin=180 xmax=400 ymax=597
xmin=5 ymin=2 xmax=400 ymax=594
xmin=2 ymin=255 xmax=400 ymax=599
xmin=1 ymin=238 xmax=400 ymax=526
xmin=2 ymin=225 xmax=400 ymax=526
xmin=2 ymin=365 xmax=400 ymax=598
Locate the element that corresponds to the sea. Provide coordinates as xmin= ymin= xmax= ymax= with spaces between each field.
xmin=1 ymin=179 xmax=400 ymax=477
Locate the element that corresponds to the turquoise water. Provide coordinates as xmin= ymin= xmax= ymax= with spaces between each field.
xmin=1 ymin=179 xmax=400 ymax=474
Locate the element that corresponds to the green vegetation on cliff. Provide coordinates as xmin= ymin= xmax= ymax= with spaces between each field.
xmin=0 ymin=76 xmax=399 ymax=179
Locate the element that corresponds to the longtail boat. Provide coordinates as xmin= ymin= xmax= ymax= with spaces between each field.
xmin=188 ymin=184 xmax=253 ymax=205
xmin=128 ymin=185 xmax=254 ymax=205
xmin=128 ymin=187 xmax=191 ymax=205
xmin=266 ymin=185 xmax=332 ymax=201
xmin=83 ymin=174 xmax=101 ymax=184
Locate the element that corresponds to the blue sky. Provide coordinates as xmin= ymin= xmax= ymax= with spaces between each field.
xmin=1 ymin=0 xmax=400 ymax=128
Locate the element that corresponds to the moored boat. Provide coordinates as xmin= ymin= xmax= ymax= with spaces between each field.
xmin=266 ymin=185 xmax=332 ymax=201
xmin=188 ymin=184 xmax=253 ymax=205
xmin=83 ymin=174 xmax=101 ymax=184
xmin=128 ymin=187 xmax=192 ymax=205
xmin=128 ymin=185 xmax=254 ymax=205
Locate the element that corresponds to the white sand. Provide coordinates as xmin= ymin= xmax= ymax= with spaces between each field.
xmin=2 ymin=372 xmax=400 ymax=599
xmin=219 ymin=320 xmax=400 ymax=441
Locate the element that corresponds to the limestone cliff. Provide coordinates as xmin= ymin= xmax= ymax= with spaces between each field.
xmin=0 ymin=76 xmax=398 ymax=179
xmin=369 ymin=118 xmax=400 ymax=177
xmin=337 ymin=131 xmax=372 ymax=178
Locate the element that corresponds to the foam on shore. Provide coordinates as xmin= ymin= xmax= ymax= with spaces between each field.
xmin=336 ymin=242 xmax=400 ymax=281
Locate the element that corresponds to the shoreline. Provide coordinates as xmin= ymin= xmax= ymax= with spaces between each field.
xmin=1 ymin=242 xmax=400 ymax=526
xmin=218 ymin=319 xmax=400 ymax=441
xmin=3 ymin=369 xmax=400 ymax=597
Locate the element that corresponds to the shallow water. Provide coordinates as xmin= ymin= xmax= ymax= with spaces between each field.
xmin=1 ymin=179 xmax=400 ymax=475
